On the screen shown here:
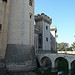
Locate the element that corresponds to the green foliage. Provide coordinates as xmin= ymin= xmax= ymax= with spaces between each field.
xmin=71 ymin=42 xmax=75 ymax=50
xmin=57 ymin=42 xmax=73 ymax=51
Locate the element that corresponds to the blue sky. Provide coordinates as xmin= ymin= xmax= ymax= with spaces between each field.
xmin=35 ymin=0 xmax=75 ymax=46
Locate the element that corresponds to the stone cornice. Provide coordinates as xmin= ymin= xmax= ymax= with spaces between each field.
xmin=35 ymin=13 xmax=52 ymax=25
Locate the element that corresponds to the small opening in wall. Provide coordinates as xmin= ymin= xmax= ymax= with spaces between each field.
xmin=30 ymin=13 xmax=32 ymax=19
xmin=0 ymin=24 xmax=2 ymax=31
xmin=2 ymin=0 xmax=7 ymax=2
xmin=46 ymin=26 xmax=48 ymax=30
xmin=30 ymin=14 xmax=32 ymax=18
xmin=46 ymin=38 xmax=48 ymax=41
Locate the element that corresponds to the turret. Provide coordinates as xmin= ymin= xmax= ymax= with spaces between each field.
xmin=35 ymin=13 xmax=52 ymax=52
xmin=50 ymin=26 xmax=58 ymax=53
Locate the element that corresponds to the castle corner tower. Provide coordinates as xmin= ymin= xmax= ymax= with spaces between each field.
xmin=0 ymin=0 xmax=36 ymax=71
xmin=35 ymin=13 xmax=52 ymax=52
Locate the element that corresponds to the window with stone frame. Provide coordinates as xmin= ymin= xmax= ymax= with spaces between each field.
xmin=29 ymin=0 xmax=33 ymax=6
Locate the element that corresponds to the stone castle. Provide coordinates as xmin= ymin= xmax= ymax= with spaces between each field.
xmin=0 ymin=0 xmax=57 ymax=73
xmin=34 ymin=13 xmax=57 ymax=53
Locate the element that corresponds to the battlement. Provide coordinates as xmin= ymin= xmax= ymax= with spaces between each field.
xmin=35 ymin=13 xmax=52 ymax=25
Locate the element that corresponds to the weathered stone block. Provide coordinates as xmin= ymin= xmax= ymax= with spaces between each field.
xmin=5 ymin=44 xmax=37 ymax=71
xmin=0 ymin=61 xmax=5 ymax=69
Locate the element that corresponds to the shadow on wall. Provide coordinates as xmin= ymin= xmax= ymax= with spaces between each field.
xmin=55 ymin=57 xmax=69 ymax=74
xmin=51 ymin=33 xmax=57 ymax=53
xmin=71 ymin=60 xmax=75 ymax=74
xmin=41 ymin=57 xmax=52 ymax=69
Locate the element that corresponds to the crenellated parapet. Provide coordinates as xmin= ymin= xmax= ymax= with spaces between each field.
xmin=35 ymin=13 xmax=52 ymax=25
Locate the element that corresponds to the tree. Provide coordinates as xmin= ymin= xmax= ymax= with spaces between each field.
xmin=71 ymin=42 xmax=75 ymax=50
xmin=57 ymin=42 xmax=69 ymax=51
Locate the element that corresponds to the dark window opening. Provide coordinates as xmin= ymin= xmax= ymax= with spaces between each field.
xmin=0 ymin=24 xmax=2 ymax=31
xmin=30 ymin=14 xmax=32 ymax=18
xmin=46 ymin=26 xmax=48 ymax=30
xmin=46 ymin=38 xmax=48 ymax=41
xmin=38 ymin=33 xmax=42 ymax=48
xmin=2 ymin=0 xmax=7 ymax=2
xmin=29 ymin=0 xmax=33 ymax=6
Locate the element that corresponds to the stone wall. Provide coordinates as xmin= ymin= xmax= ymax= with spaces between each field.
xmin=5 ymin=45 xmax=36 ymax=71
xmin=5 ymin=0 xmax=36 ymax=71
xmin=0 ymin=0 xmax=37 ymax=71
xmin=50 ymin=26 xmax=57 ymax=52
xmin=0 ymin=1 xmax=8 ymax=61
xmin=7 ymin=0 xmax=34 ymax=45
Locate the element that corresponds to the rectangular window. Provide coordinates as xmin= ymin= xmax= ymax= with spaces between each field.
xmin=38 ymin=33 xmax=42 ymax=48
xmin=30 ymin=14 xmax=32 ymax=18
xmin=46 ymin=38 xmax=48 ymax=41
xmin=46 ymin=26 xmax=48 ymax=30
xmin=29 ymin=0 xmax=33 ymax=6
xmin=29 ymin=13 xmax=32 ymax=19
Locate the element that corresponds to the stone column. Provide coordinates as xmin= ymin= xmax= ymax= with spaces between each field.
xmin=68 ymin=69 xmax=71 ymax=75
xmin=68 ymin=62 xmax=71 ymax=75
xmin=51 ymin=61 xmax=58 ymax=72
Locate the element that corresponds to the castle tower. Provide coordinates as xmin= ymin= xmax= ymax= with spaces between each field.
xmin=50 ymin=26 xmax=58 ymax=53
xmin=0 ymin=0 xmax=36 ymax=71
xmin=35 ymin=13 xmax=52 ymax=52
